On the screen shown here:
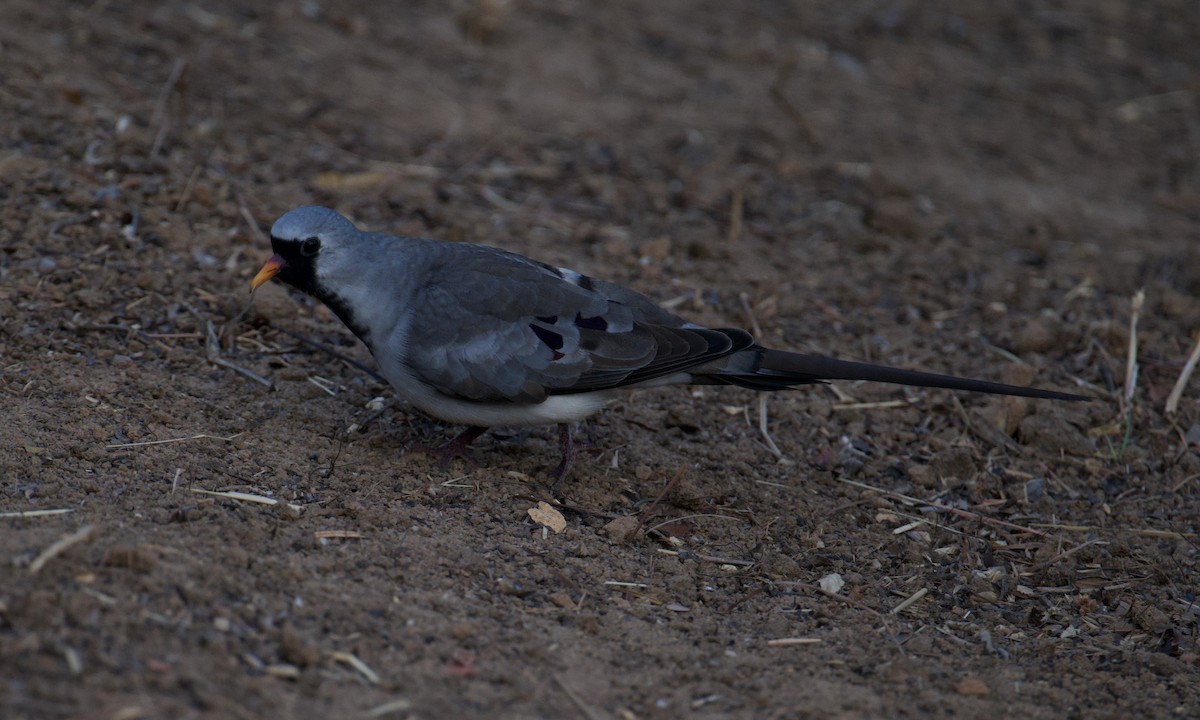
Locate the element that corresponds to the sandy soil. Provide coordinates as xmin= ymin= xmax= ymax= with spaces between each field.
xmin=3 ymin=1 xmax=1200 ymax=718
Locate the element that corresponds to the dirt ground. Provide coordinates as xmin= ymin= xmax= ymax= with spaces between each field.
xmin=3 ymin=1 xmax=1200 ymax=718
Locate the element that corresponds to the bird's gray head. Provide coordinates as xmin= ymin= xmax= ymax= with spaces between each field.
xmin=250 ymin=205 xmax=384 ymax=340
xmin=250 ymin=206 xmax=359 ymax=296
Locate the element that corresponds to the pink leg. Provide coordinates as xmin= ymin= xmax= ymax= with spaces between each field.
xmin=549 ymin=423 xmax=579 ymax=492
xmin=413 ymin=426 xmax=488 ymax=468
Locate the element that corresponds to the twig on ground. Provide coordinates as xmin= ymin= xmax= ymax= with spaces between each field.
xmin=1169 ymin=474 xmax=1200 ymax=493
xmin=47 ymin=212 xmax=95 ymax=241
xmin=150 ymin=58 xmax=187 ymax=156
xmin=236 ymin=191 xmax=268 ymax=247
xmin=645 ymin=513 xmax=749 ymax=535
xmin=279 ymin=329 xmax=388 ymax=384
xmin=207 ymin=321 xmax=274 ymax=389
xmin=634 ymin=464 xmax=688 ymax=538
xmin=174 ymin=163 xmax=203 ymax=212
xmin=952 ymin=395 xmax=1022 ymax=454
xmin=738 ymin=292 xmax=764 ymax=337
xmin=1039 ymin=539 xmax=1109 ymax=566
xmin=1030 ymin=522 xmax=1194 ymax=539
xmin=552 ymin=675 xmax=605 ymax=720
xmin=769 ymin=57 xmax=818 ymax=145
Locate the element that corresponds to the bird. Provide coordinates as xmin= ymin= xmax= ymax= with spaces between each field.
xmin=250 ymin=205 xmax=1091 ymax=487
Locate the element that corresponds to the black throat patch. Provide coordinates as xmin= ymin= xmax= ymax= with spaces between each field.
xmin=271 ymin=235 xmax=372 ymax=342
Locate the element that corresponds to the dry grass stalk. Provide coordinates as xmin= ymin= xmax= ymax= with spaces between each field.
xmin=768 ymin=581 xmax=889 ymax=619
xmin=654 ymin=549 xmax=756 ymax=566
xmin=951 ymin=396 xmax=1021 ymax=454
xmin=278 ymin=328 xmax=388 ymax=383
xmin=150 ymin=58 xmax=187 ymax=156
xmin=1123 ymin=289 xmax=1145 ymax=410
xmin=191 ymin=488 xmax=303 ymax=513
xmin=728 ymin=189 xmax=744 ymax=244
xmin=107 ymin=432 xmax=243 ymax=449
xmin=364 ymin=699 xmax=415 ymax=718
xmin=306 ymin=375 xmax=338 ymax=396
xmin=314 ymin=530 xmax=365 ymax=540
xmin=892 ymin=520 xmax=925 ymax=535
xmin=330 ymin=651 xmax=380 ymax=685
xmin=891 ymin=587 xmax=929 ymax=615
xmin=0 ymin=509 xmax=73 ymax=518
xmin=838 ymin=477 xmax=1050 ymax=538
xmin=207 ymin=321 xmax=274 ymax=389
xmin=236 ymin=191 xmax=268 ymax=247
xmin=1165 ymin=332 xmax=1200 ymax=416
xmin=553 ymin=674 xmax=605 ymax=720
xmin=29 ymin=524 xmax=97 ymax=574
xmin=1031 ymin=522 xmax=1194 ymax=539
xmin=738 ymin=291 xmax=764 ymax=338
xmin=644 ymin=512 xmax=747 ymax=535
xmin=832 ymin=400 xmax=912 ymax=411
xmin=758 ymin=395 xmax=790 ymax=461
xmin=766 ymin=637 xmax=822 ymax=647
xmin=633 ymin=464 xmax=688 ymax=538
xmin=174 ymin=163 xmax=203 ymax=212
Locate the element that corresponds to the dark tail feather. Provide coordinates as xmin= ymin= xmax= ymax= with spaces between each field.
xmin=718 ymin=348 xmax=1092 ymax=401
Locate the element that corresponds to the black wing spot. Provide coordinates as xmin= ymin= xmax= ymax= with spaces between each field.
xmin=577 ymin=274 xmax=596 ymax=291
xmin=535 ymin=315 xmax=558 ymax=324
xmin=536 ymin=261 xmax=565 ymax=278
xmin=530 ymin=323 xmax=565 ymax=351
xmin=575 ymin=313 xmax=607 ymax=331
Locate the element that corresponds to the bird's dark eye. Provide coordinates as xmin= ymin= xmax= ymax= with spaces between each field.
xmin=300 ymin=237 xmax=320 ymax=257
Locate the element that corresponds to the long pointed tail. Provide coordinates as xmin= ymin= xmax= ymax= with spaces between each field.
xmin=717 ymin=347 xmax=1091 ymax=401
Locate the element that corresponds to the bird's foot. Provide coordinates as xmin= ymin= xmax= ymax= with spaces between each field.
xmin=412 ymin=426 xmax=488 ymax=469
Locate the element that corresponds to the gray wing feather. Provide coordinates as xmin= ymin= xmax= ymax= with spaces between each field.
xmin=403 ymin=244 xmax=747 ymax=402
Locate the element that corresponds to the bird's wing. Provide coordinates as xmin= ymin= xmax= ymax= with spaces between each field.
xmin=403 ymin=245 xmax=749 ymax=403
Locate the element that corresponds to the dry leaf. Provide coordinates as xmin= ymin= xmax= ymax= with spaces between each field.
xmin=528 ymin=501 xmax=566 ymax=533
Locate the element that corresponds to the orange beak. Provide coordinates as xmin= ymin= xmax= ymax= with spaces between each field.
xmin=250 ymin=255 xmax=285 ymax=292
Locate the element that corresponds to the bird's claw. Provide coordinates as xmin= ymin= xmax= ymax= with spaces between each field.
xmin=411 ymin=426 xmax=488 ymax=469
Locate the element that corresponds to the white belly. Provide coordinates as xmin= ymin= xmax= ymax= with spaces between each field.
xmin=383 ymin=365 xmax=614 ymax=427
